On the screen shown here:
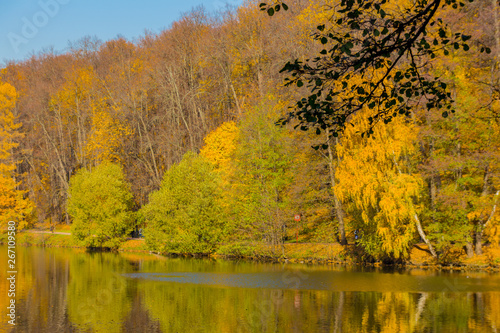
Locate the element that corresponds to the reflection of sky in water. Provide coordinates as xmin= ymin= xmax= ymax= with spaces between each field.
xmin=123 ymin=271 xmax=500 ymax=292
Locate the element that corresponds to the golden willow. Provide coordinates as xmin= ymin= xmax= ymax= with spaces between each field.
xmin=335 ymin=110 xmax=429 ymax=260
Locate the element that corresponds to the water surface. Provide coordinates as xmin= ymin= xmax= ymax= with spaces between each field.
xmin=1 ymin=245 xmax=499 ymax=332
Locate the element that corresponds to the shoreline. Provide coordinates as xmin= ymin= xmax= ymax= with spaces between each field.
xmin=1 ymin=231 xmax=499 ymax=272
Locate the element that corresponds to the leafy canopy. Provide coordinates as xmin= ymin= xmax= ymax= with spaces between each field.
xmin=0 ymin=81 xmax=34 ymax=229
xmin=140 ymin=152 xmax=227 ymax=254
xmin=335 ymin=109 xmax=423 ymax=259
xmin=261 ymin=0 xmax=489 ymax=137
xmin=67 ymin=163 xmax=135 ymax=249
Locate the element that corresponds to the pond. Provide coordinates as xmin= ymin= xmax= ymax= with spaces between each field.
xmin=0 ymin=245 xmax=499 ymax=332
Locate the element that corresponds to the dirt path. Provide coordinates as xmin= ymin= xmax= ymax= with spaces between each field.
xmin=27 ymin=230 xmax=71 ymax=235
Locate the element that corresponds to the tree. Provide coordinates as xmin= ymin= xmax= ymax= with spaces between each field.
xmin=287 ymin=127 xmax=348 ymax=244
xmin=419 ymin=52 xmax=500 ymax=257
xmin=0 ymin=81 xmax=34 ymax=229
xmin=229 ymin=102 xmax=294 ymax=253
xmin=263 ymin=0 xmax=487 ymax=136
xmin=140 ymin=151 xmax=226 ymax=254
xmin=200 ymin=121 xmax=240 ymax=182
xmin=84 ymin=99 xmax=132 ymax=164
xmin=335 ymin=109 xmax=434 ymax=260
xmin=67 ymin=163 xmax=135 ymax=249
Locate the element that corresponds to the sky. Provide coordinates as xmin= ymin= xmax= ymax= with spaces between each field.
xmin=0 ymin=0 xmax=243 ymax=65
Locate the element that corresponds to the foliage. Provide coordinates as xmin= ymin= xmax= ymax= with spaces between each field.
xmin=274 ymin=0 xmax=487 ymax=136
xmin=200 ymin=121 xmax=239 ymax=183
xmin=67 ymin=163 xmax=135 ymax=249
xmin=418 ymin=46 xmax=500 ymax=255
xmin=49 ymin=66 xmax=132 ymax=165
xmin=0 ymin=0 xmax=499 ymax=263
xmin=228 ymin=102 xmax=294 ymax=252
xmin=0 ymin=81 xmax=34 ymax=229
xmin=335 ymin=110 xmax=424 ymax=260
xmin=140 ymin=152 xmax=226 ymax=254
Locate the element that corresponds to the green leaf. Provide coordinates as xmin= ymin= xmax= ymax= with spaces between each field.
xmin=282 ymin=3 xmax=288 ymax=10
xmin=320 ymin=37 xmax=328 ymax=44
xmin=297 ymin=80 xmax=303 ymax=87
xmin=442 ymin=111 xmax=448 ymax=118
xmin=267 ymin=7 xmax=274 ymax=16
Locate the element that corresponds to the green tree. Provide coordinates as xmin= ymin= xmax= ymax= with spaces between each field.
xmin=140 ymin=152 xmax=226 ymax=254
xmin=67 ymin=163 xmax=135 ymax=249
xmin=229 ymin=103 xmax=294 ymax=254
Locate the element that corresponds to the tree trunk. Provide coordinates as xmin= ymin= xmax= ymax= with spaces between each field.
xmin=465 ymin=242 xmax=475 ymax=258
xmin=430 ymin=174 xmax=437 ymax=210
xmin=414 ymin=213 xmax=438 ymax=258
xmin=326 ymin=130 xmax=347 ymax=245
xmin=476 ymin=190 xmax=500 ymax=254
xmin=474 ymin=164 xmax=497 ymax=255
xmin=475 ymin=229 xmax=483 ymax=255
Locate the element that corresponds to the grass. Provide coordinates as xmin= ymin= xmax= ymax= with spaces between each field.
xmin=0 ymin=230 xmax=147 ymax=252
xmin=0 ymin=232 xmax=75 ymax=247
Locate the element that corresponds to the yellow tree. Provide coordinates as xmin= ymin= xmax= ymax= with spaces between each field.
xmin=49 ymin=66 xmax=132 ymax=166
xmin=84 ymin=100 xmax=132 ymax=164
xmin=335 ymin=110 xmax=436 ymax=260
xmin=0 ymin=81 xmax=34 ymax=229
xmin=200 ymin=121 xmax=239 ymax=183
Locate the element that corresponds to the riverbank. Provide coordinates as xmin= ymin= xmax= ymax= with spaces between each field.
xmin=216 ymin=241 xmax=500 ymax=272
xmin=0 ymin=231 xmax=149 ymax=251
xmin=2 ymin=231 xmax=499 ymax=271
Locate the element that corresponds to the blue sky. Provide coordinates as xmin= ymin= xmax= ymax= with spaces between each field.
xmin=0 ymin=0 xmax=243 ymax=65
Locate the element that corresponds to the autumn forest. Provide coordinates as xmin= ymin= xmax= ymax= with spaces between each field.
xmin=0 ymin=0 xmax=499 ymax=264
